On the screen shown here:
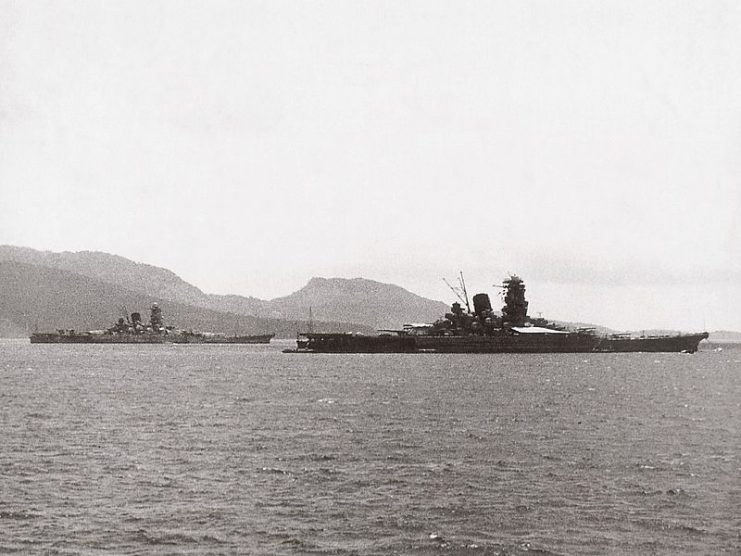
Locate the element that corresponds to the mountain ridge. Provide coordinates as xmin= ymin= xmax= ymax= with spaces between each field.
xmin=0 ymin=246 xmax=450 ymax=334
xmin=2 ymin=245 xmax=731 ymax=338
xmin=261 ymin=276 xmax=449 ymax=329
xmin=0 ymin=261 xmax=374 ymax=338
xmin=0 ymin=245 xmax=210 ymax=307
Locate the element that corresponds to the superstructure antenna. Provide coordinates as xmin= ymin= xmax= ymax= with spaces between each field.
xmin=443 ymin=273 xmax=471 ymax=312
xmin=442 ymin=278 xmax=465 ymax=305
xmin=458 ymin=271 xmax=471 ymax=314
xmin=492 ymin=272 xmax=510 ymax=299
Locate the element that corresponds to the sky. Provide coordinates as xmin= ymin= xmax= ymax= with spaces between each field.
xmin=1 ymin=1 xmax=740 ymax=331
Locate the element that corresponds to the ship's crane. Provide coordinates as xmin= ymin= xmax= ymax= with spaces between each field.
xmin=443 ymin=271 xmax=471 ymax=313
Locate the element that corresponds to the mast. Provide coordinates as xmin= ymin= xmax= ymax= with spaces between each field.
xmin=443 ymin=277 xmax=467 ymax=308
xmin=459 ymin=271 xmax=471 ymax=314
xmin=443 ymin=272 xmax=472 ymax=313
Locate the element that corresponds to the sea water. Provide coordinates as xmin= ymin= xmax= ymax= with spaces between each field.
xmin=1 ymin=339 xmax=739 ymax=555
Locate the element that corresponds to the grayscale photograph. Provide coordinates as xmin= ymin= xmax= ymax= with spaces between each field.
xmin=1 ymin=1 xmax=739 ymax=554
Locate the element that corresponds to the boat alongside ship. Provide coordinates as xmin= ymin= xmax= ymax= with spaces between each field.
xmin=285 ymin=275 xmax=708 ymax=354
xmin=29 ymin=303 xmax=273 ymax=345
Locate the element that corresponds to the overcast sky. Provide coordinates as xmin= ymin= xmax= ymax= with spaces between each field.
xmin=1 ymin=1 xmax=740 ymax=331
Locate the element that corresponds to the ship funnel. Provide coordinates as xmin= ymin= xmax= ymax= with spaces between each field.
xmin=473 ymin=293 xmax=492 ymax=316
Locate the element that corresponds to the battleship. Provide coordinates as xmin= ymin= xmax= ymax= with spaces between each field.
xmin=29 ymin=303 xmax=274 ymax=344
xmin=285 ymin=275 xmax=708 ymax=354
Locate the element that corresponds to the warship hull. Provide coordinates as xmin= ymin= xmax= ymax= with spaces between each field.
xmin=285 ymin=274 xmax=709 ymax=355
xmin=413 ymin=333 xmax=595 ymax=353
xmin=173 ymin=333 xmax=275 ymax=344
xmin=31 ymin=332 xmax=169 ymax=344
xmin=86 ymin=335 xmax=169 ymax=344
xmin=594 ymin=333 xmax=709 ymax=353
xmin=283 ymin=333 xmax=417 ymax=353
xmin=30 ymin=332 xmax=97 ymax=344
xmin=30 ymin=332 xmax=274 ymax=344
xmin=29 ymin=303 xmax=273 ymax=345
xmin=286 ymin=331 xmax=708 ymax=354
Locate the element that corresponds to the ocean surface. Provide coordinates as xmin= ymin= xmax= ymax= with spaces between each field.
xmin=1 ymin=339 xmax=739 ymax=555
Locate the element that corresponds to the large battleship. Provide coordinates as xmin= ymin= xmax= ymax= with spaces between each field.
xmin=285 ymin=275 xmax=708 ymax=354
xmin=29 ymin=303 xmax=273 ymax=344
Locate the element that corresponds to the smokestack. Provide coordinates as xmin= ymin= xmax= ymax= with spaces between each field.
xmin=473 ymin=293 xmax=492 ymax=316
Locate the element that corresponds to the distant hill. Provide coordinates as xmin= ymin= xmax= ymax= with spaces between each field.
xmin=0 ymin=245 xmax=209 ymax=306
xmin=0 ymin=246 xmax=451 ymax=331
xmin=8 ymin=245 xmax=717 ymax=337
xmin=257 ymin=277 xmax=449 ymax=330
xmin=0 ymin=261 xmax=373 ymax=338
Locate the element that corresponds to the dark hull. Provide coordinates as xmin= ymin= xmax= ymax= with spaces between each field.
xmin=287 ymin=331 xmax=708 ymax=354
xmin=174 ymin=334 xmax=274 ymax=344
xmin=205 ymin=334 xmax=274 ymax=344
xmin=285 ymin=333 xmax=416 ymax=353
xmin=594 ymin=333 xmax=708 ymax=353
xmin=29 ymin=302 xmax=273 ymax=345
xmin=414 ymin=333 xmax=595 ymax=353
xmin=89 ymin=335 xmax=169 ymax=344
xmin=30 ymin=333 xmax=96 ymax=344
xmin=30 ymin=332 xmax=169 ymax=344
xmin=30 ymin=333 xmax=273 ymax=344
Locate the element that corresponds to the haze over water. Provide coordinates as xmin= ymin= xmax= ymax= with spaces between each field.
xmin=3 ymin=2 xmax=741 ymax=332
xmin=1 ymin=340 xmax=739 ymax=554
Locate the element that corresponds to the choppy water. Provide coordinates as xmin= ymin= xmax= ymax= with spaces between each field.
xmin=1 ymin=339 xmax=739 ymax=555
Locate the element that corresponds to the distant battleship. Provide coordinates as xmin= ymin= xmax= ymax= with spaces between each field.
xmin=30 ymin=303 xmax=273 ymax=344
xmin=285 ymin=274 xmax=708 ymax=354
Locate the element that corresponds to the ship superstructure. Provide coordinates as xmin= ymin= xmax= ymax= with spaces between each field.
xmin=30 ymin=303 xmax=273 ymax=344
xmin=286 ymin=274 xmax=708 ymax=353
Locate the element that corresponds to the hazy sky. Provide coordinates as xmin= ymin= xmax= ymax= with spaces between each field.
xmin=2 ymin=1 xmax=740 ymax=330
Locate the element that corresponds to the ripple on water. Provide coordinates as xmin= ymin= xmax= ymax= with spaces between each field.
xmin=0 ymin=343 xmax=739 ymax=555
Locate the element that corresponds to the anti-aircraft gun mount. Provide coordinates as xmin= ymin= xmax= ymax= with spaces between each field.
xmin=429 ymin=273 xmax=550 ymax=336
